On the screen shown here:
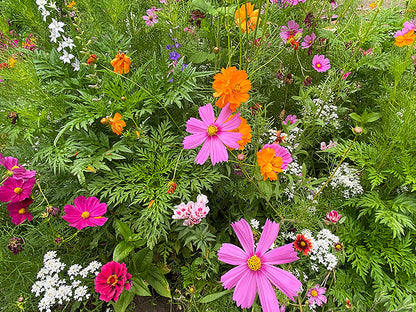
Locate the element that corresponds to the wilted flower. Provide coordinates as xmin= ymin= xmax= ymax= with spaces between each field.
xmin=7 ymin=111 xmax=18 ymax=124
xmin=108 ymin=113 xmax=126 ymax=135
xmin=87 ymin=54 xmax=97 ymax=65
xmin=8 ymin=237 xmax=24 ymax=255
xmin=45 ymin=205 xmax=61 ymax=217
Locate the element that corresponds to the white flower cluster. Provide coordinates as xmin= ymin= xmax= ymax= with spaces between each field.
xmin=303 ymin=99 xmax=340 ymax=130
xmin=303 ymin=229 xmax=339 ymax=271
xmin=32 ymin=251 xmax=101 ymax=312
xmin=250 ymin=219 xmax=260 ymax=230
xmin=36 ymin=1 xmax=80 ymax=70
xmin=329 ymin=162 xmax=363 ymax=198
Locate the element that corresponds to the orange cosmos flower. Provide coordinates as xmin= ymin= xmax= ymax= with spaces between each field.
xmin=108 ymin=113 xmax=126 ymax=135
xmin=111 ymin=52 xmax=131 ymax=74
xmin=229 ymin=116 xmax=252 ymax=150
xmin=213 ymin=67 xmax=251 ymax=112
xmin=235 ymin=2 xmax=260 ymax=33
xmin=395 ymin=30 xmax=415 ymax=47
xmin=256 ymin=148 xmax=283 ymax=181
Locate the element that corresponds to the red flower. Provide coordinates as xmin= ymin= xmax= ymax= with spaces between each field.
xmin=87 ymin=54 xmax=97 ymax=65
xmin=293 ymin=234 xmax=312 ymax=255
xmin=94 ymin=261 xmax=132 ymax=302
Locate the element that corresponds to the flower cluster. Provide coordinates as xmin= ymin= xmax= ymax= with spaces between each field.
xmin=394 ymin=20 xmax=416 ymax=47
xmin=308 ymin=229 xmax=340 ymax=271
xmin=172 ymin=194 xmax=210 ymax=226
xmin=329 ymin=163 xmax=363 ymax=198
xmin=94 ymin=261 xmax=132 ymax=302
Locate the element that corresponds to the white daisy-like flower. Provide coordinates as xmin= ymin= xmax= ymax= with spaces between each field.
xmin=60 ymin=50 xmax=74 ymax=64
xmin=61 ymin=36 xmax=76 ymax=50
xmin=48 ymin=18 xmax=65 ymax=33
xmin=49 ymin=30 xmax=61 ymax=43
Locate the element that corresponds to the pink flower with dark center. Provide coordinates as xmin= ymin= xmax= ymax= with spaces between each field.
xmin=0 ymin=154 xmax=36 ymax=179
xmin=326 ymin=210 xmax=341 ymax=223
xmin=218 ymin=219 xmax=302 ymax=312
xmin=7 ymin=198 xmax=34 ymax=225
xmin=0 ymin=177 xmax=36 ymax=203
xmin=301 ymin=33 xmax=316 ymax=49
xmin=312 ymin=54 xmax=331 ymax=72
xmin=62 ymin=196 xmax=108 ymax=230
xmin=280 ymin=20 xmax=303 ymax=43
xmin=94 ymin=261 xmax=132 ymax=302
xmin=282 ymin=114 xmax=298 ymax=126
xmin=143 ymin=8 xmax=159 ymax=26
xmin=307 ymin=284 xmax=327 ymax=306
xmin=183 ymin=103 xmax=242 ymax=165
xmin=261 ymin=144 xmax=293 ymax=170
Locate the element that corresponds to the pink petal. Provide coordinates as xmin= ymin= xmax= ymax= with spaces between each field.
xmin=186 ymin=118 xmax=206 ymax=134
xmin=221 ymin=264 xmax=248 ymax=289
xmin=218 ymin=243 xmax=247 ymax=265
xmin=263 ymin=243 xmax=299 ymax=265
xmin=233 ymin=270 xmax=257 ymax=309
xmin=195 ymin=138 xmax=211 ymax=165
xmin=183 ymin=132 xmax=207 ymax=149
xmin=261 ymin=264 xmax=302 ymax=301
xmin=90 ymin=216 xmax=108 ymax=227
xmin=256 ymin=219 xmax=279 ymax=257
xmin=215 ymin=104 xmax=232 ymax=126
xmin=217 ymin=132 xmax=241 ymax=149
xmin=220 ymin=113 xmax=241 ymax=131
xmin=89 ymin=202 xmax=107 ymax=217
xmin=257 ymin=271 xmax=280 ymax=312
xmin=231 ymin=219 xmax=254 ymax=256
xmin=74 ymin=196 xmax=87 ymax=209
xmin=210 ymin=138 xmax=228 ymax=165
xmin=198 ymin=104 xmax=215 ymax=127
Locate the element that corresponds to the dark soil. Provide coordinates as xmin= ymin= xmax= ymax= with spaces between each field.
xmin=131 ymin=296 xmax=181 ymax=312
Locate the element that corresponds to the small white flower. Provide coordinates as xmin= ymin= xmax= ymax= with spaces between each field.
xmin=71 ymin=58 xmax=80 ymax=71
xmin=67 ymin=264 xmax=82 ymax=278
xmin=60 ymin=50 xmax=74 ymax=64
xmin=47 ymin=1 xmax=57 ymax=10
xmin=49 ymin=30 xmax=60 ymax=43
xmin=48 ymin=18 xmax=65 ymax=33
xmin=250 ymin=219 xmax=259 ymax=230
xmin=36 ymin=0 xmax=48 ymax=8
xmin=44 ymin=251 xmax=57 ymax=262
xmin=41 ymin=9 xmax=50 ymax=22
xmin=196 ymin=194 xmax=209 ymax=205
xmin=61 ymin=36 xmax=76 ymax=50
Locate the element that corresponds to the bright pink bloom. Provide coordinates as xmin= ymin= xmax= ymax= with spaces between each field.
xmin=0 ymin=154 xmax=36 ymax=179
xmin=341 ymin=71 xmax=351 ymax=80
xmin=307 ymin=284 xmax=327 ymax=306
xmin=0 ymin=177 xmax=36 ymax=203
xmin=183 ymin=103 xmax=242 ymax=165
xmin=262 ymin=144 xmax=292 ymax=170
xmin=280 ymin=20 xmax=303 ymax=43
xmin=282 ymin=0 xmax=306 ymax=7
xmin=312 ymin=54 xmax=331 ymax=72
xmin=331 ymin=0 xmax=338 ymax=10
xmin=282 ymin=114 xmax=298 ymax=125
xmin=62 ymin=196 xmax=108 ymax=230
xmin=7 ymin=198 xmax=34 ymax=225
xmin=301 ymin=33 xmax=316 ymax=49
xmin=326 ymin=210 xmax=341 ymax=223
xmin=94 ymin=261 xmax=132 ymax=302
xmin=218 ymin=219 xmax=302 ymax=312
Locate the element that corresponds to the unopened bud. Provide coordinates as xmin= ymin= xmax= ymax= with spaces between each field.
xmin=353 ymin=126 xmax=362 ymax=134
xmin=213 ymin=47 xmax=219 ymax=53
xmin=237 ymin=153 xmax=245 ymax=161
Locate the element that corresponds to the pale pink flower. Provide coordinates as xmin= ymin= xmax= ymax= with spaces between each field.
xmin=143 ymin=9 xmax=159 ymax=26
xmin=312 ymin=54 xmax=331 ymax=72
xmin=307 ymin=284 xmax=327 ymax=306
xmin=301 ymin=33 xmax=316 ymax=49
xmin=280 ymin=20 xmax=303 ymax=43
xmin=326 ymin=210 xmax=341 ymax=223
xmin=172 ymin=194 xmax=210 ymax=226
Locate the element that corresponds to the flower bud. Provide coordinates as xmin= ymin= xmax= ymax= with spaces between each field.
xmin=237 ymin=153 xmax=245 ymax=161
xmin=213 ymin=47 xmax=219 ymax=53
xmin=353 ymin=126 xmax=362 ymax=134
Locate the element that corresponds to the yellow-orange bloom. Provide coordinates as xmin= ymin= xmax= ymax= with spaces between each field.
xmin=111 ymin=52 xmax=131 ymax=74
xmin=8 ymin=57 xmax=17 ymax=68
xmin=369 ymin=2 xmax=377 ymax=9
xmin=395 ymin=30 xmax=415 ymax=47
xmin=229 ymin=116 xmax=252 ymax=150
xmin=109 ymin=113 xmax=126 ymax=135
xmin=213 ymin=67 xmax=251 ymax=112
xmin=257 ymin=148 xmax=283 ymax=181
xmin=235 ymin=3 xmax=260 ymax=33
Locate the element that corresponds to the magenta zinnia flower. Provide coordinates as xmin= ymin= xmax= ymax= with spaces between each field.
xmin=183 ymin=103 xmax=242 ymax=165
xmin=312 ymin=54 xmax=331 ymax=72
xmin=280 ymin=20 xmax=303 ymax=43
xmin=0 ymin=177 xmax=36 ymax=203
xmin=262 ymin=144 xmax=292 ymax=170
xmin=307 ymin=284 xmax=327 ymax=307
xmin=94 ymin=261 xmax=132 ymax=302
xmin=7 ymin=198 xmax=34 ymax=225
xmin=218 ymin=219 xmax=302 ymax=312
xmin=62 ymin=196 xmax=108 ymax=230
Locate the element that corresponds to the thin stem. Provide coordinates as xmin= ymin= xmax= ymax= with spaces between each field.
xmin=172 ymin=149 xmax=184 ymax=181
xmin=61 ymin=230 xmax=80 ymax=244
xmin=298 ymin=295 xmax=304 ymax=312
xmin=36 ymin=180 xmax=50 ymax=206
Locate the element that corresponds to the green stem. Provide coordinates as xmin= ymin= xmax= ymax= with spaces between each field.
xmin=61 ymin=230 xmax=80 ymax=244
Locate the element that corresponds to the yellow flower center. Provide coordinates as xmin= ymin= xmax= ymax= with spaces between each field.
xmin=207 ymin=125 xmax=218 ymax=137
xmin=11 ymin=165 xmax=19 ymax=170
xmin=18 ymin=208 xmax=26 ymax=214
xmin=316 ymin=63 xmax=321 ymax=68
xmin=106 ymin=274 xmax=119 ymax=286
xmin=311 ymin=290 xmax=318 ymax=297
xmin=14 ymin=187 xmax=23 ymax=194
xmin=81 ymin=211 xmax=90 ymax=219
xmin=234 ymin=83 xmax=241 ymax=92
xmin=300 ymin=241 xmax=306 ymax=247
xmin=247 ymin=255 xmax=261 ymax=271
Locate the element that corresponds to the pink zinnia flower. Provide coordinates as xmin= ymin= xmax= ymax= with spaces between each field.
xmin=280 ymin=20 xmax=303 ymax=43
xmin=218 ymin=219 xmax=302 ymax=312
xmin=326 ymin=210 xmax=341 ymax=223
xmin=62 ymin=196 xmax=108 ymax=230
xmin=282 ymin=114 xmax=298 ymax=125
xmin=183 ymin=103 xmax=242 ymax=165
xmin=312 ymin=54 xmax=331 ymax=72
xmin=262 ymin=144 xmax=292 ymax=170
xmin=7 ymin=198 xmax=34 ymax=225
xmin=301 ymin=33 xmax=316 ymax=49
xmin=0 ymin=177 xmax=36 ymax=203
xmin=0 ymin=154 xmax=36 ymax=179
xmin=94 ymin=261 xmax=132 ymax=302
xmin=307 ymin=284 xmax=327 ymax=306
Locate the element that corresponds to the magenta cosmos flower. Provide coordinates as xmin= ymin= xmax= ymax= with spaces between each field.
xmin=183 ymin=103 xmax=242 ymax=165
xmin=62 ymin=196 xmax=108 ymax=230
xmin=280 ymin=20 xmax=303 ymax=43
xmin=7 ymin=198 xmax=34 ymax=225
xmin=218 ymin=219 xmax=302 ymax=312
xmin=307 ymin=284 xmax=327 ymax=306
xmin=0 ymin=177 xmax=36 ymax=203
xmin=262 ymin=144 xmax=292 ymax=170
xmin=0 ymin=154 xmax=36 ymax=179
xmin=95 ymin=261 xmax=132 ymax=302
xmin=312 ymin=54 xmax=331 ymax=72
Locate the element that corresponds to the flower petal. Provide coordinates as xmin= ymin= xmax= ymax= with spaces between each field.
xmin=217 ymin=132 xmax=242 ymax=149
xmin=198 ymin=104 xmax=215 ymax=127
xmin=183 ymin=132 xmax=207 ymax=149
xmin=210 ymin=138 xmax=228 ymax=165
xmin=256 ymin=219 xmax=279 ymax=257
xmin=186 ymin=118 xmax=207 ymax=134
xmin=257 ymin=271 xmax=280 ymax=312
xmin=195 ymin=138 xmax=211 ymax=165
xmin=221 ymin=264 xmax=248 ymax=290
xmin=233 ymin=270 xmax=257 ymax=309
xmin=231 ymin=219 xmax=254 ymax=256
xmin=220 ymin=113 xmax=241 ymax=131
xmin=218 ymin=243 xmax=247 ymax=265
xmin=216 ymin=104 xmax=232 ymax=126
xmin=261 ymin=264 xmax=302 ymax=301
xmin=263 ymin=243 xmax=299 ymax=265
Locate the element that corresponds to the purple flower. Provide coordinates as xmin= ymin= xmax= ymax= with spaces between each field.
xmin=307 ymin=284 xmax=327 ymax=307
xmin=280 ymin=20 xmax=303 ymax=43
xmin=169 ymin=50 xmax=180 ymax=61
xmin=301 ymin=33 xmax=316 ymax=49
xmin=283 ymin=114 xmax=298 ymax=126
xmin=312 ymin=54 xmax=331 ymax=72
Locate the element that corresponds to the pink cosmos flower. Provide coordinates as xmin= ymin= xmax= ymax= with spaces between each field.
xmin=280 ymin=20 xmax=303 ymax=43
xmin=7 ymin=198 xmax=34 ymax=225
xmin=312 ymin=54 xmax=331 ymax=72
xmin=326 ymin=210 xmax=341 ymax=223
xmin=262 ymin=144 xmax=292 ymax=170
xmin=301 ymin=33 xmax=316 ymax=49
xmin=183 ymin=103 xmax=242 ymax=165
xmin=0 ymin=154 xmax=36 ymax=179
xmin=307 ymin=284 xmax=327 ymax=306
xmin=143 ymin=9 xmax=159 ymax=26
xmin=218 ymin=219 xmax=302 ymax=312
xmin=94 ymin=261 xmax=132 ymax=302
xmin=62 ymin=196 xmax=108 ymax=230
xmin=0 ymin=177 xmax=36 ymax=203
xmin=282 ymin=0 xmax=306 ymax=7
xmin=282 ymin=114 xmax=298 ymax=125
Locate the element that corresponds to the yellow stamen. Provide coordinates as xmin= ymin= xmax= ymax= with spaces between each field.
xmin=247 ymin=255 xmax=261 ymax=271
xmin=106 ymin=274 xmax=119 ymax=286
xmin=11 ymin=166 xmax=19 ymax=170
xmin=18 ymin=208 xmax=26 ymax=214
xmin=81 ymin=211 xmax=90 ymax=219
xmin=316 ymin=63 xmax=321 ymax=68
xmin=14 ymin=187 xmax=23 ymax=194
xmin=207 ymin=125 xmax=218 ymax=136
xmin=300 ymin=241 xmax=306 ymax=247
xmin=311 ymin=290 xmax=318 ymax=297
